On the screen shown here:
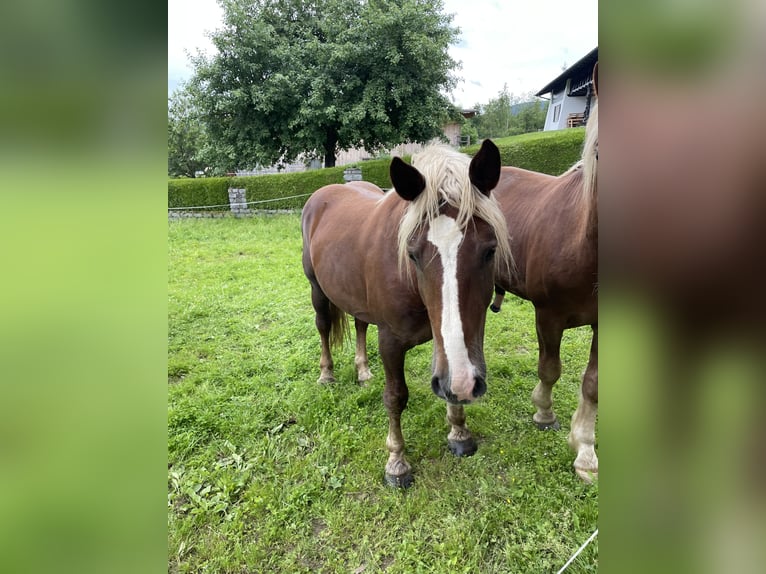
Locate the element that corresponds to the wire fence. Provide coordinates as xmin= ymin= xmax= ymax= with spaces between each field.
xmin=167 ymin=193 xmax=313 ymax=211
xmin=556 ymin=529 xmax=598 ymax=574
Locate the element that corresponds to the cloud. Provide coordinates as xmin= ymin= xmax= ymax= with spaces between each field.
xmin=168 ymin=0 xmax=223 ymax=92
xmin=442 ymin=0 xmax=597 ymax=105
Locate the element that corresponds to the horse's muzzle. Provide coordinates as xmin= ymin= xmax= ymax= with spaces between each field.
xmin=431 ymin=375 xmax=486 ymax=404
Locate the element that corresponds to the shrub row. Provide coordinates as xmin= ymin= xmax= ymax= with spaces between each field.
xmin=230 ymin=167 xmax=344 ymax=210
xmin=167 ymin=160 xmax=396 ymax=211
xmin=167 ymin=129 xmax=586 ymax=210
xmin=465 ymin=127 xmax=586 ymax=176
xmin=229 ymin=158 xmax=398 ymax=210
xmin=168 ymin=177 xmax=231 ymax=212
xmin=355 ymin=157 xmax=394 ymax=189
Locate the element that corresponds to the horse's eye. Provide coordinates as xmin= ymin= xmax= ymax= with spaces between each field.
xmin=408 ymin=251 xmax=417 ymax=263
xmin=484 ymin=247 xmax=496 ymax=263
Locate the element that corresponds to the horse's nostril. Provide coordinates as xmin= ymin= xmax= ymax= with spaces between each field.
xmin=472 ymin=377 xmax=487 ymax=398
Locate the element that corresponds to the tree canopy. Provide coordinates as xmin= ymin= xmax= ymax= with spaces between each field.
xmin=168 ymin=83 xmax=214 ymax=178
xmin=465 ymin=84 xmax=548 ymax=141
xmin=189 ymin=0 xmax=460 ymax=169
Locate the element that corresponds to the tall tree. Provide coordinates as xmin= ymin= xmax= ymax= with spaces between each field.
xmin=478 ymin=84 xmax=514 ymax=138
xmin=190 ymin=0 xmax=459 ymax=168
xmin=514 ymin=98 xmax=548 ymax=134
xmin=168 ymin=84 xmax=210 ymax=178
xmin=468 ymin=86 xmax=547 ymax=139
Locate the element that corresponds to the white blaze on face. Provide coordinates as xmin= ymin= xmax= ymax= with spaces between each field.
xmin=427 ymin=214 xmax=476 ymax=401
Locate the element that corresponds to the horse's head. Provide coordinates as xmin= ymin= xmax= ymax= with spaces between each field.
xmin=390 ymin=140 xmax=511 ymax=404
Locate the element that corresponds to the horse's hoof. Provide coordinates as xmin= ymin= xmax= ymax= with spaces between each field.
xmin=534 ymin=419 xmax=560 ymax=431
xmin=357 ymin=369 xmax=373 ymax=384
xmin=384 ymin=471 xmax=414 ymax=489
xmin=448 ymin=437 xmax=478 ymax=457
xmin=489 ymin=304 xmax=501 ymax=313
xmin=317 ymin=374 xmax=336 ymax=384
xmin=574 ymin=467 xmax=598 ymax=484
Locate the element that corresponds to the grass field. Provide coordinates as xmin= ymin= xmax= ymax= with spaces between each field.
xmin=168 ymin=214 xmax=598 ymax=573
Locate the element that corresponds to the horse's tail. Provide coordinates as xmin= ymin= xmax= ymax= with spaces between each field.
xmin=328 ymin=302 xmax=350 ymax=350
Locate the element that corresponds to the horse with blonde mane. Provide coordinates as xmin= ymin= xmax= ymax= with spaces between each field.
xmin=302 ymin=140 xmax=511 ymax=487
xmin=491 ymin=65 xmax=598 ymax=482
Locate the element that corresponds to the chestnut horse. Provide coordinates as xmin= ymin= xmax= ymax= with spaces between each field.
xmin=302 ymin=140 xmax=511 ymax=487
xmin=491 ymin=75 xmax=598 ymax=482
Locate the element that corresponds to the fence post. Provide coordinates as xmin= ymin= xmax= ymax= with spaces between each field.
xmin=228 ymin=188 xmax=249 ymax=216
xmin=343 ymin=167 xmax=362 ymax=182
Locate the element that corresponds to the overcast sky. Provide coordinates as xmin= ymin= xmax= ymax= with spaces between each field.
xmin=168 ymin=0 xmax=597 ymax=107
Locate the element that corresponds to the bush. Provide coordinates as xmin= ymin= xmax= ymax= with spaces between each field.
xmin=167 ymin=129 xmax=583 ymax=210
xmin=168 ymin=177 xmax=231 ymax=211
xmin=167 ymin=162 xmax=398 ymax=211
xmin=357 ymin=158 xmax=395 ymax=189
xmin=462 ymin=128 xmax=586 ymax=176
xmin=230 ymin=168 xmax=344 ymax=210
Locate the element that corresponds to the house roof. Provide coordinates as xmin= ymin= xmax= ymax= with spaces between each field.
xmin=535 ymin=47 xmax=598 ymax=97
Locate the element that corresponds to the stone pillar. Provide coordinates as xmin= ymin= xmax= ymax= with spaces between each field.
xmin=228 ymin=188 xmax=249 ymax=216
xmin=343 ymin=167 xmax=362 ymax=182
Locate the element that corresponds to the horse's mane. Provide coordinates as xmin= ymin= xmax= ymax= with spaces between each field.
xmin=391 ymin=145 xmax=513 ymax=278
xmin=560 ymin=101 xmax=598 ymax=241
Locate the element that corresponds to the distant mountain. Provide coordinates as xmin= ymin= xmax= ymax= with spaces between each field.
xmin=510 ymin=100 xmax=547 ymax=116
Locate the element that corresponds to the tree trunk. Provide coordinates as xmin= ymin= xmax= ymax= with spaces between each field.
xmin=323 ymin=130 xmax=337 ymax=168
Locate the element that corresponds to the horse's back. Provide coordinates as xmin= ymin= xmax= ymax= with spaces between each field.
xmin=304 ymin=181 xmax=384 ymax=213
xmin=345 ymin=180 xmax=385 ymax=195
xmin=302 ymin=182 xmax=384 ymax=240
xmin=494 ymin=167 xmax=557 ymax=210
xmin=498 ymin=165 xmax=557 ymax=184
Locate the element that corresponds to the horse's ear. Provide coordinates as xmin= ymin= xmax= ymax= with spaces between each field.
xmin=469 ymin=139 xmax=501 ymax=196
xmin=592 ymin=62 xmax=598 ymax=97
xmin=390 ymin=156 xmax=426 ymax=202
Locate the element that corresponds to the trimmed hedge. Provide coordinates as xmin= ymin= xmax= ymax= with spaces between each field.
xmin=167 ymin=161 xmax=397 ymax=211
xmin=463 ymin=128 xmax=586 ymax=176
xmin=168 ymin=177 xmax=231 ymax=211
xmin=167 ymin=129 xmax=585 ymax=210
xmin=356 ymin=157 xmax=395 ymax=189
xmin=230 ymin=168 xmax=344 ymax=210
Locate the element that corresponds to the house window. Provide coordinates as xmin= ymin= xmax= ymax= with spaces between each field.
xmin=552 ymin=104 xmax=561 ymax=123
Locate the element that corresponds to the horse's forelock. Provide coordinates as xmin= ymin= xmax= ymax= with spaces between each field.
xmin=396 ymin=145 xmax=513 ymax=278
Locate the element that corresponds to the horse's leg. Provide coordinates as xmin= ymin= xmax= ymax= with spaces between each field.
xmin=490 ymin=286 xmax=505 ymax=313
xmin=309 ymin=280 xmax=336 ymax=383
xmin=531 ymin=308 xmax=564 ymax=430
xmin=568 ymin=324 xmax=598 ymax=483
xmin=446 ymin=403 xmax=478 ymax=456
xmin=378 ymin=327 xmax=412 ymax=488
xmin=354 ymin=318 xmax=372 ymax=384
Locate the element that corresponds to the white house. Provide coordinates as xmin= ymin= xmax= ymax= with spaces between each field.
xmin=537 ymin=47 xmax=598 ymax=131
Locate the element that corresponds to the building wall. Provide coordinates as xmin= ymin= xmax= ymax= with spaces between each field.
xmin=334 ymin=141 xmax=429 ymax=166
xmin=336 ymin=123 xmax=460 ymax=166
xmin=236 ymin=121 xmax=462 ymax=175
xmin=542 ymin=79 xmax=588 ymax=131
xmin=441 ymin=122 xmax=461 ymax=147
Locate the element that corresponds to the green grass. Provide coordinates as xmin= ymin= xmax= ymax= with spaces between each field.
xmin=168 ymin=215 xmax=598 ymax=573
